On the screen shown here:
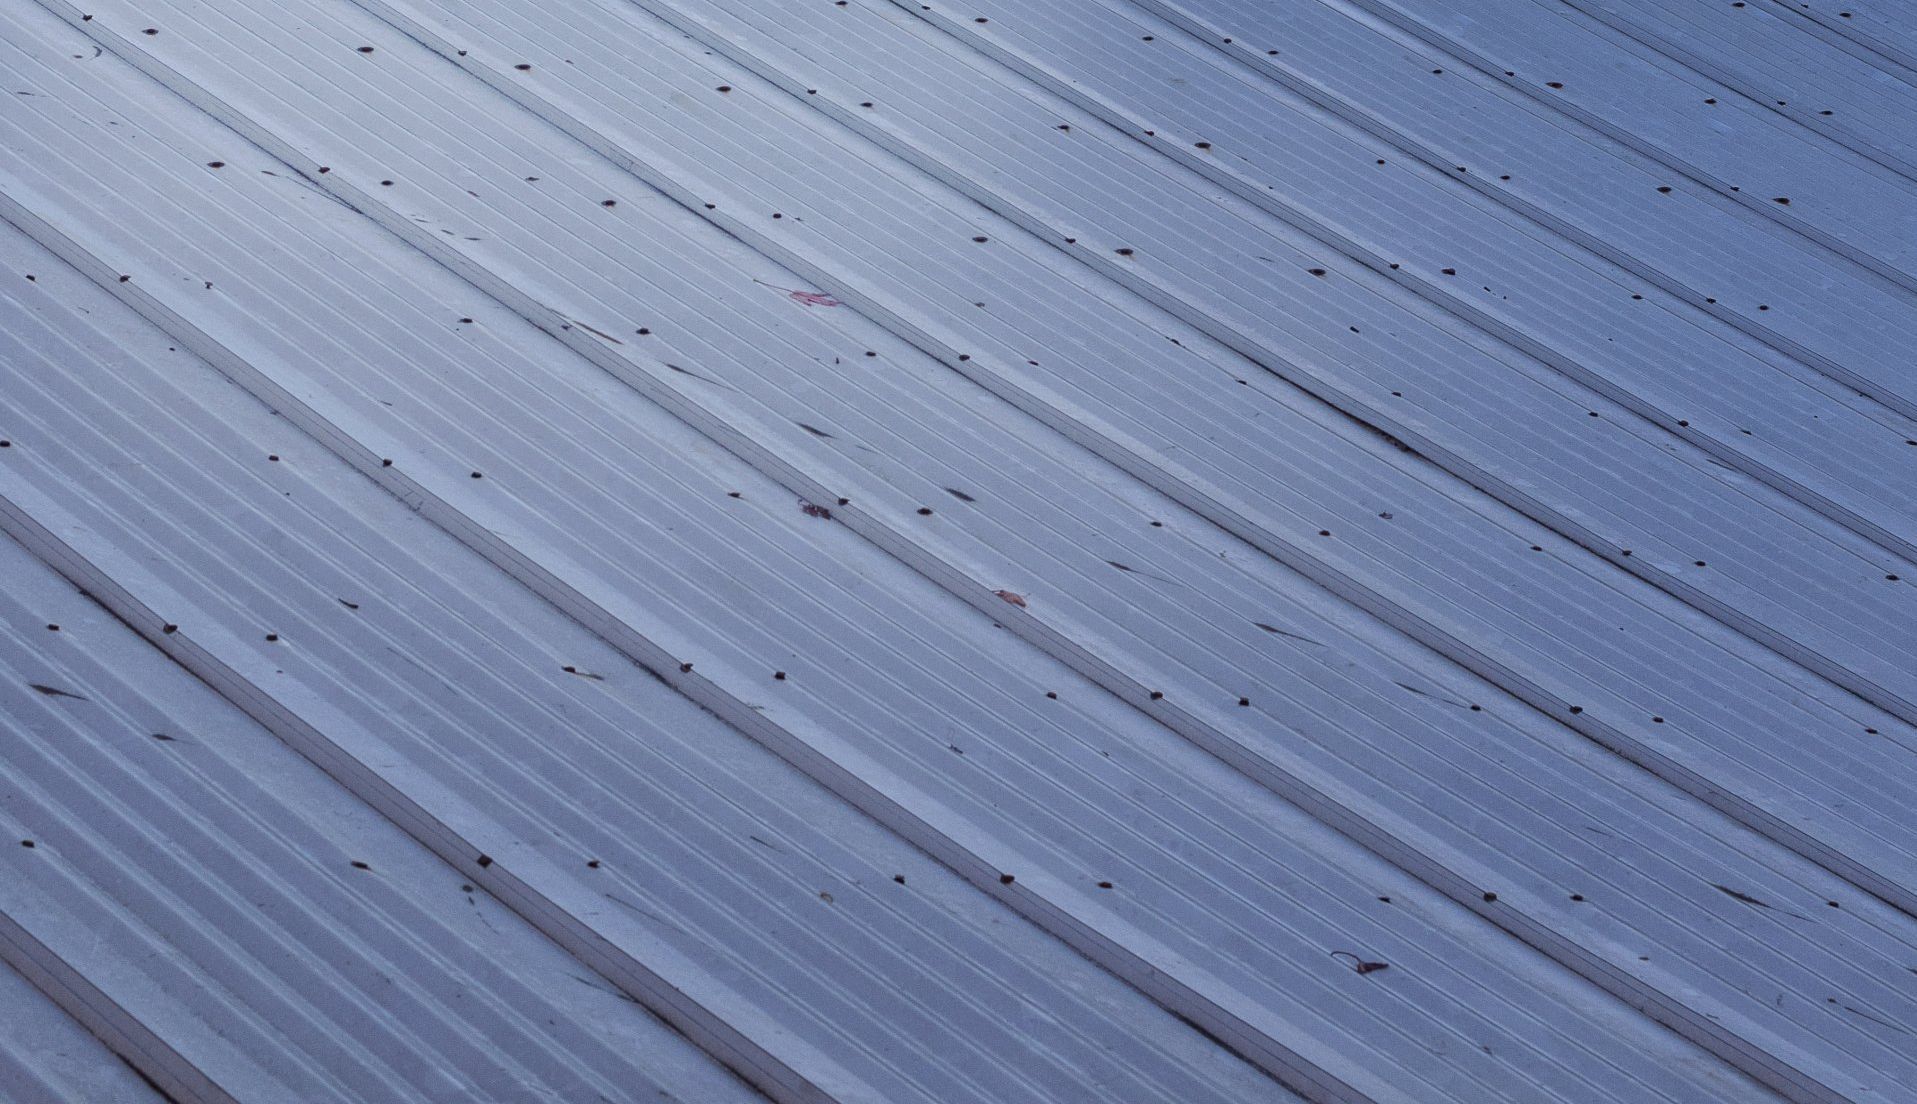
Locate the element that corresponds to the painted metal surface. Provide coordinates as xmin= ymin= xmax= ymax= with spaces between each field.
xmin=1 ymin=0 xmax=1912 ymax=1101
xmin=0 ymin=215 xmax=1285 ymax=1102
xmin=0 ymin=958 xmax=170 ymax=1104
xmin=0 ymin=524 xmax=763 ymax=1104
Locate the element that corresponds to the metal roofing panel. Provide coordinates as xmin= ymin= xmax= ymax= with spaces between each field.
xmin=0 ymin=66 xmax=1769 ymax=1104
xmin=157 ymin=0 xmax=1917 ymax=914
xmin=0 ymin=959 xmax=168 ymax=1104
xmin=42 ymin=1 xmax=1906 ymax=1097
xmin=1561 ymin=0 xmax=1917 ymax=173
xmin=1781 ymin=0 xmax=1917 ymax=68
xmin=0 ymin=9 xmax=1791 ymax=1103
xmin=1337 ymin=0 xmax=1917 ymax=274
xmin=1 ymin=0 xmax=1913 ymax=1101
xmin=557 ymin=0 xmax=1917 ymax=888
xmin=870 ymin=0 xmax=1917 ymax=556
xmin=0 ymin=222 xmax=1284 ymax=1102
xmin=0 ymin=526 xmax=761 ymax=1104
xmin=1123 ymin=0 xmax=1917 ymax=418
xmin=509 ymin=0 xmax=1917 ymax=682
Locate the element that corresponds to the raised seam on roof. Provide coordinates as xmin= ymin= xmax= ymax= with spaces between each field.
xmin=0 ymin=864 xmax=238 ymax=1104
xmin=257 ymin=0 xmax=1917 ymax=925
xmin=0 ymin=7 xmax=1876 ymax=1101
xmin=3 ymin=0 xmax=1911 ymax=1098
xmin=0 ymin=184 xmax=1370 ymax=1104
xmin=1121 ymin=0 xmax=1917 ymax=423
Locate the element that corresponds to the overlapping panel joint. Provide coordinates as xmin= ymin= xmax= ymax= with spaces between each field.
xmin=2 ymin=0 xmax=1914 ymax=1102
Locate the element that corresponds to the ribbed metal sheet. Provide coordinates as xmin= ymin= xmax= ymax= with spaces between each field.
xmin=1133 ymin=0 xmax=1917 ymax=415
xmin=0 ymin=34 xmax=1754 ymax=1104
xmin=1562 ymin=0 xmax=1917 ymax=173
xmin=886 ymin=0 xmax=1917 ymax=551
xmin=32 ymin=1 xmax=1902 ymax=1099
xmin=0 ymin=960 xmax=168 ymax=1104
xmin=0 ymin=222 xmax=1284 ymax=1102
xmin=498 ymin=0 xmax=1917 ymax=768
xmin=164 ymin=0 xmax=1917 ymax=920
xmin=0 ymin=525 xmax=761 ymax=1104
xmin=2 ymin=0 xmax=1913 ymax=1101
xmin=1338 ymin=0 xmax=1917 ymax=279
xmin=1785 ymin=1 xmax=1917 ymax=68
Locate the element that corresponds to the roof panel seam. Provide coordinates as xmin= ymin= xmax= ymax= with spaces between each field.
xmin=581 ymin=0 xmax=1917 ymax=725
xmin=0 ymin=181 xmax=1366 ymax=1104
xmin=1751 ymin=0 xmax=1917 ymax=90
xmin=38 ymin=0 xmax=1903 ymax=937
xmin=0 ymin=479 xmax=834 ymax=1104
xmin=0 ymin=11 xmax=1871 ymax=1102
xmin=3 ymin=210 xmax=1319 ymax=1103
xmin=1319 ymin=0 xmax=1917 ymax=288
xmin=1122 ymin=0 xmax=1917 ymax=420
xmin=302 ymin=0 xmax=1917 ymax=793
xmin=0 ymin=872 xmax=237 ymax=1104
xmin=1551 ymin=0 xmax=1917 ymax=184
xmin=876 ymin=0 xmax=1917 ymax=570
xmin=1325 ymin=0 xmax=1917 ymax=294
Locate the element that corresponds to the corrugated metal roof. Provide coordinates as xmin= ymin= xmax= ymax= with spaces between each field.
xmin=0 ymin=526 xmax=766 ymax=1104
xmin=0 ymin=943 xmax=170 ymax=1104
xmin=0 ymin=208 xmax=1283 ymax=1104
xmin=1 ymin=1 xmax=1912 ymax=1102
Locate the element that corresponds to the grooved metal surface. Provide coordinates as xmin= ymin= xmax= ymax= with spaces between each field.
xmin=0 ymin=958 xmax=172 ymax=1104
xmin=1 ymin=0 xmax=1912 ymax=1101
xmin=1771 ymin=0 xmax=1917 ymax=71
xmin=0 ymin=217 xmax=1285 ymax=1103
xmin=0 ymin=525 xmax=762 ymax=1104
